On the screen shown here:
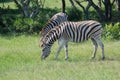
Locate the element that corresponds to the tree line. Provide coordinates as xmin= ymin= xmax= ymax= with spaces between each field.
xmin=13 ymin=0 xmax=120 ymax=21
xmin=62 ymin=0 xmax=120 ymax=21
xmin=1 ymin=0 xmax=119 ymax=21
xmin=0 ymin=0 xmax=120 ymax=37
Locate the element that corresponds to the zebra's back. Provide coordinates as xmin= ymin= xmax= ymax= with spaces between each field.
xmin=59 ymin=20 xmax=102 ymax=42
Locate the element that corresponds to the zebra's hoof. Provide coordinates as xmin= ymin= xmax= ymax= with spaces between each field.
xmin=65 ymin=57 xmax=69 ymax=60
xmin=102 ymin=57 xmax=105 ymax=60
xmin=91 ymin=56 xmax=95 ymax=60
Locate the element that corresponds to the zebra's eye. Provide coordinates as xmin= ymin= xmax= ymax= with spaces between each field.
xmin=42 ymin=48 xmax=45 ymax=52
xmin=42 ymin=49 xmax=45 ymax=52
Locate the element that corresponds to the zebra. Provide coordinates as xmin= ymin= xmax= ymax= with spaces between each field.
xmin=39 ymin=20 xmax=105 ymax=60
xmin=39 ymin=12 xmax=68 ymax=37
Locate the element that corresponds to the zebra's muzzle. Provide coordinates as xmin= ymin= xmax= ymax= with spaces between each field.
xmin=41 ymin=53 xmax=49 ymax=60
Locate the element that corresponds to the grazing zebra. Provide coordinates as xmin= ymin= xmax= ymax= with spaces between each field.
xmin=40 ymin=12 xmax=68 ymax=37
xmin=39 ymin=20 xmax=105 ymax=60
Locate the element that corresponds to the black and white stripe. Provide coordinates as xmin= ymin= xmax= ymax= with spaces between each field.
xmin=40 ymin=12 xmax=68 ymax=37
xmin=40 ymin=20 xmax=105 ymax=60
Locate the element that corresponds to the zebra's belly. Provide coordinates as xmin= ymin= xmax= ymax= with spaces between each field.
xmin=68 ymin=38 xmax=84 ymax=43
xmin=68 ymin=36 xmax=88 ymax=43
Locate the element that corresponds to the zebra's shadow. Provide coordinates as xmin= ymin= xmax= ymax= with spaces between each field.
xmin=65 ymin=57 xmax=120 ymax=62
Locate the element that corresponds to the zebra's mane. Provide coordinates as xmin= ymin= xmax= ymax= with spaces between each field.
xmin=39 ymin=12 xmax=68 ymax=35
xmin=39 ymin=12 xmax=68 ymax=36
xmin=39 ymin=17 xmax=55 ymax=35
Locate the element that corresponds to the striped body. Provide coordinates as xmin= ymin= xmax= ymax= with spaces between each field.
xmin=60 ymin=21 xmax=102 ymax=42
xmin=40 ymin=12 xmax=68 ymax=37
xmin=40 ymin=20 xmax=105 ymax=60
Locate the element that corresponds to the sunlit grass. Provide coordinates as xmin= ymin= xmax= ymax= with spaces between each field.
xmin=0 ymin=35 xmax=120 ymax=80
xmin=0 ymin=1 xmax=16 ymax=9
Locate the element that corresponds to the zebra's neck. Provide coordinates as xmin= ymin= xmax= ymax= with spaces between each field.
xmin=44 ymin=27 xmax=61 ymax=45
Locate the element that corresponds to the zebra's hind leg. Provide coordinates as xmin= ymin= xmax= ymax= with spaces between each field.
xmin=91 ymin=38 xmax=98 ymax=59
xmin=64 ymin=43 xmax=68 ymax=60
xmin=94 ymin=38 xmax=105 ymax=60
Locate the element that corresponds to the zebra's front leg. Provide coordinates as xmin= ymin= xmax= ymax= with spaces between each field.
xmin=55 ymin=39 xmax=65 ymax=60
xmin=64 ymin=43 xmax=68 ymax=60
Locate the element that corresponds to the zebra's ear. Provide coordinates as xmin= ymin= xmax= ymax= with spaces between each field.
xmin=39 ymin=31 xmax=42 ymax=35
xmin=39 ymin=41 xmax=44 ymax=48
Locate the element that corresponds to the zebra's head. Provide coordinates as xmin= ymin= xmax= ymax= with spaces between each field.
xmin=40 ymin=41 xmax=51 ymax=60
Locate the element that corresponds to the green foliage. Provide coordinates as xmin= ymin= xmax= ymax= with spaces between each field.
xmin=89 ymin=11 xmax=100 ymax=20
xmin=103 ymin=22 xmax=120 ymax=40
xmin=0 ymin=7 xmax=59 ymax=34
xmin=112 ymin=11 xmax=120 ymax=22
xmin=67 ymin=7 xmax=83 ymax=21
xmin=0 ymin=16 xmax=40 ymax=34
xmin=14 ymin=18 xmax=37 ymax=33
xmin=0 ymin=14 xmax=15 ymax=33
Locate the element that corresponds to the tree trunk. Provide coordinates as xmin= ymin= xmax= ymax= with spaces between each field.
xmin=103 ymin=0 xmax=112 ymax=21
xmin=89 ymin=0 xmax=105 ymax=20
xmin=116 ymin=0 xmax=120 ymax=11
xmin=62 ymin=0 xmax=65 ymax=13
xmin=74 ymin=0 xmax=91 ymax=20
xmin=13 ymin=0 xmax=41 ymax=18
xmin=98 ymin=0 xmax=101 ymax=8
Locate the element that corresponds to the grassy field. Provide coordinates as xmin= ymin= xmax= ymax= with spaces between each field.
xmin=0 ymin=1 xmax=119 ymax=80
xmin=0 ymin=35 xmax=120 ymax=80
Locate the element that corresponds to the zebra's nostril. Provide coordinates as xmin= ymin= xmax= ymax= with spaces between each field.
xmin=41 ymin=56 xmax=46 ymax=60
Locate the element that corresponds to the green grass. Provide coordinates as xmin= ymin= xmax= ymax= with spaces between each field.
xmin=0 ymin=35 xmax=120 ymax=80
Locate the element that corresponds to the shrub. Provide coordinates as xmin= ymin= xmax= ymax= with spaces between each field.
xmin=0 ymin=8 xmax=59 ymax=34
xmin=0 ymin=14 xmax=16 ymax=33
xmin=103 ymin=22 xmax=120 ymax=40
xmin=13 ymin=18 xmax=43 ymax=34
xmin=67 ymin=7 xmax=83 ymax=21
